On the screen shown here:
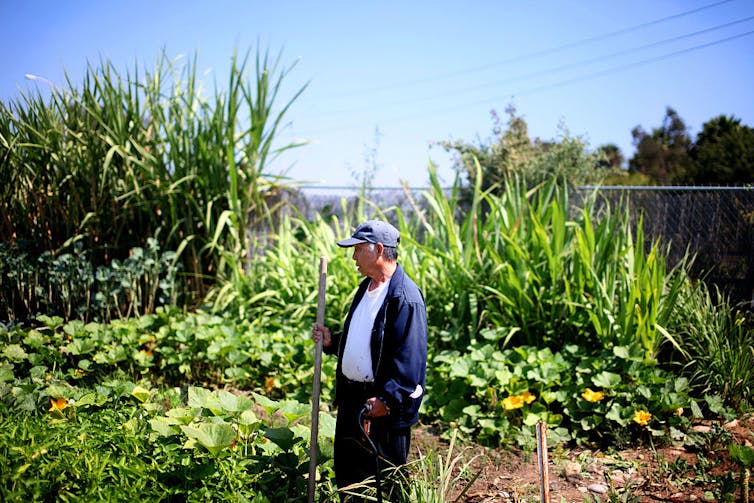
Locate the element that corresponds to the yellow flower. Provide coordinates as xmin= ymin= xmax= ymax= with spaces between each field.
xmin=521 ymin=390 xmax=536 ymax=404
xmin=49 ymin=397 xmax=68 ymax=418
xmin=633 ymin=410 xmax=652 ymax=426
xmin=674 ymin=408 xmax=684 ymax=416
xmin=502 ymin=395 xmax=525 ymax=410
xmin=502 ymin=391 xmax=536 ymax=410
xmin=582 ymin=388 xmax=605 ymax=402
xmin=264 ymin=376 xmax=275 ymax=393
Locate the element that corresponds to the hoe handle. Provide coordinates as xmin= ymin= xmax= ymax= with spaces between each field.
xmin=308 ymin=256 xmax=327 ymax=503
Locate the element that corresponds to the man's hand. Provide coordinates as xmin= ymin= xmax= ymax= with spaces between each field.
xmin=311 ymin=323 xmax=332 ymax=347
xmin=364 ymin=397 xmax=390 ymax=418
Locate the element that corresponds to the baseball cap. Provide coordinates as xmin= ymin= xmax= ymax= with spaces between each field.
xmin=336 ymin=220 xmax=400 ymax=248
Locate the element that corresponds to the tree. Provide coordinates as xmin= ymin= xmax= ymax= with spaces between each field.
xmin=438 ymin=105 xmax=605 ymax=193
xmin=686 ymin=115 xmax=754 ymax=185
xmin=594 ymin=143 xmax=625 ymax=170
xmin=628 ymin=107 xmax=691 ymax=185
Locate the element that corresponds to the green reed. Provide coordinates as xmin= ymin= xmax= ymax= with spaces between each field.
xmin=670 ymin=283 xmax=754 ymax=411
xmin=404 ymin=164 xmax=691 ymax=361
xmin=0 ymin=48 xmax=306 ymax=317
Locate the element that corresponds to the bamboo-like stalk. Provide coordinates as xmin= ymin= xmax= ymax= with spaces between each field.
xmin=1 ymin=47 xmax=307 ymax=318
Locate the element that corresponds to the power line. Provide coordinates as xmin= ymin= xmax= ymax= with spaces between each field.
xmin=290 ymin=27 xmax=754 ymax=137
xmin=314 ymin=0 xmax=736 ymax=100
xmin=317 ymin=15 xmax=754 ymax=118
xmin=514 ymin=29 xmax=754 ymax=98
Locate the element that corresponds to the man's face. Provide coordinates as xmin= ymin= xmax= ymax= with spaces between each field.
xmin=352 ymin=242 xmax=379 ymax=277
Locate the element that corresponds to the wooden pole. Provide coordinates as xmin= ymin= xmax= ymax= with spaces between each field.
xmin=308 ymin=256 xmax=327 ymax=503
xmin=536 ymin=421 xmax=551 ymax=503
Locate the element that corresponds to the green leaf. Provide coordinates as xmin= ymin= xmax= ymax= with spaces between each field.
xmin=225 ymin=350 xmax=249 ymax=366
xmin=238 ymin=409 xmax=260 ymax=426
xmin=612 ymin=343 xmax=644 ymax=361
xmin=704 ymin=394 xmax=725 ymax=414
xmin=523 ymin=411 xmax=542 ymax=426
xmin=606 ymin=402 xmax=630 ymax=427
xmin=264 ymin=427 xmax=297 ymax=452
xmin=187 ymin=386 xmax=212 ymax=408
xmin=46 ymin=383 xmax=73 ymax=398
xmin=131 ymin=385 xmax=151 ymax=403
xmin=36 ymin=315 xmax=64 ymax=330
xmin=494 ymin=367 xmax=513 ymax=386
xmin=251 ymin=392 xmax=281 ymax=416
xmin=217 ymin=389 xmax=253 ymax=413
xmin=728 ymin=444 xmax=754 ymax=467
xmin=278 ymin=401 xmax=311 ymax=423
xmin=180 ymin=423 xmax=236 ymax=456
xmin=449 ymin=358 xmax=471 ymax=379
xmin=225 ymin=367 xmax=250 ymax=380
xmin=3 ymin=344 xmax=28 ymax=362
xmin=75 ymin=392 xmax=107 ymax=407
xmin=0 ymin=367 xmax=14 ymax=382
xmin=150 ymin=417 xmax=181 ymax=437
xmin=690 ymin=400 xmax=703 ymax=419
xmin=592 ymin=371 xmax=621 ymax=388
xmin=166 ymin=407 xmax=200 ymax=425
xmin=613 ymin=345 xmax=630 ymax=359
xmin=23 ymin=330 xmax=48 ymax=349
xmin=188 ymin=386 xmax=225 ymax=414
xmin=316 ymin=413 xmax=337 ymax=459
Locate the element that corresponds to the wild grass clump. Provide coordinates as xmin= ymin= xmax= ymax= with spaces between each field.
xmin=669 ymin=282 xmax=754 ymax=412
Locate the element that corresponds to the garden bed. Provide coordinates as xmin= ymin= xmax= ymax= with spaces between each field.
xmin=413 ymin=414 xmax=754 ymax=502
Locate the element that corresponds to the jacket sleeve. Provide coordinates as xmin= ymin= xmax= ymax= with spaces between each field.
xmin=380 ymin=298 xmax=427 ymax=423
xmin=323 ymin=330 xmax=341 ymax=356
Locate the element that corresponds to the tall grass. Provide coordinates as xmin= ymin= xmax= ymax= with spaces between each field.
xmin=0 ymin=48 xmax=306 ymax=319
xmin=398 ymin=430 xmax=481 ymax=503
xmin=403 ymin=162 xmax=691 ymax=362
xmin=670 ymin=283 xmax=754 ymax=410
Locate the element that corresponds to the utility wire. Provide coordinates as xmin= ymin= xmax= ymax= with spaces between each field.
xmin=513 ymin=29 xmax=754 ymax=98
xmin=319 ymin=15 xmax=754 ymax=117
xmin=290 ymin=27 xmax=754 ymax=137
xmin=315 ymin=0 xmax=736 ymax=99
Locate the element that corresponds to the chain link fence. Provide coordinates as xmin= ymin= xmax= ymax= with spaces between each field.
xmin=296 ymin=185 xmax=754 ymax=307
xmin=587 ymin=186 xmax=754 ymax=307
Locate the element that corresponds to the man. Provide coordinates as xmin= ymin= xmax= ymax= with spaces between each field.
xmin=312 ymin=219 xmax=427 ymax=500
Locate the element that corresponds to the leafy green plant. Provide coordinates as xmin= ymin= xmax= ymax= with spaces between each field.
xmin=147 ymin=385 xmax=336 ymax=501
xmin=670 ymin=282 xmax=754 ymax=412
xmin=729 ymin=441 xmax=754 ymax=503
xmin=0 ymin=378 xmax=338 ymax=502
xmin=0 ymin=233 xmax=179 ymax=322
xmin=397 ymin=428 xmax=481 ymax=503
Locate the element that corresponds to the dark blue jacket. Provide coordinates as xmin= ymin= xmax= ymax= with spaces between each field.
xmin=325 ymin=263 xmax=427 ymax=429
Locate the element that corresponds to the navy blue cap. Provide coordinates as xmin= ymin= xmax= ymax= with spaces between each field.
xmin=336 ymin=220 xmax=400 ymax=248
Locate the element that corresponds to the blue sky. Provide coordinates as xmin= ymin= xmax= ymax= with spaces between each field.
xmin=2 ymin=1 xmax=753 ymax=190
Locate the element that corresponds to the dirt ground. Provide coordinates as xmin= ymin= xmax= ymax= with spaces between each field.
xmin=411 ymin=414 xmax=754 ymax=502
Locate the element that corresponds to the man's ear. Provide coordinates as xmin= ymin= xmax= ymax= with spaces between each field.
xmin=374 ymin=242 xmax=384 ymax=256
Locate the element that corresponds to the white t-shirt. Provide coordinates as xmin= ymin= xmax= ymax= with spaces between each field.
xmin=342 ymin=280 xmax=389 ymax=382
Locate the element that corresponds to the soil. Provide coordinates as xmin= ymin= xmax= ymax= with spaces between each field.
xmin=411 ymin=414 xmax=754 ymax=502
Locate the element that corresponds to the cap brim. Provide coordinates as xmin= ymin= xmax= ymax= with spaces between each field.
xmin=336 ymin=237 xmax=368 ymax=248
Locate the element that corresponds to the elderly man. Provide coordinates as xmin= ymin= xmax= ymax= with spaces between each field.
xmin=312 ymin=219 xmax=427 ymax=500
